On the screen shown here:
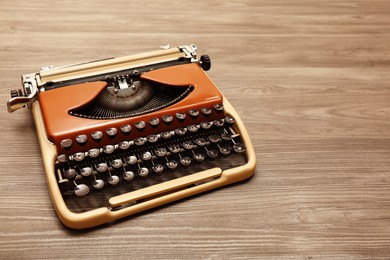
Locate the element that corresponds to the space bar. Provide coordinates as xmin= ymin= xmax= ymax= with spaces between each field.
xmin=109 ymin=167 xmax=222 ymax=207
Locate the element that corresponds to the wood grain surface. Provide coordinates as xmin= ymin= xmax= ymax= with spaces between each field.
xmin=1 ymin=0 xmax=390 ymax=259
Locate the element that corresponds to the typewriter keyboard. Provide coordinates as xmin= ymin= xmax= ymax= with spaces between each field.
xmin=56 ymin=115 xmax=247 ymax=205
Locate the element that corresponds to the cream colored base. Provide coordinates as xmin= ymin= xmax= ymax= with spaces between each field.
xmin=31 ymin=98 xmax=256 ymax=229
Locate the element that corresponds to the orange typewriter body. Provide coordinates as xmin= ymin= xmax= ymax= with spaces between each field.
xmin=7 ymin=45 xmax=256 ymax=229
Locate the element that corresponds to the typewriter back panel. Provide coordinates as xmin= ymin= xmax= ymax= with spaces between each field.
xmin=38 ymin=63 xmax=224 ymax=155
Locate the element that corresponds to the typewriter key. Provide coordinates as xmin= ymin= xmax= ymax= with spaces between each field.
xmin=152 ymin=164 xmax=164 ymax=174
xmin=111 ymin=159 xmax=123 ymax=169
xmin=213 ymin=119 xmax=224 ymax=127
xmin=162 ymin=115 xmax=173 ymax=123
xmin=149 ymin=117 xmax=160 ymax=126
xmin=74 ymin=184 xmax=90 ymax=197
xmin=135 ymin=121 xmax=146 ymax=130
xmin=106 ymin=127 xmax=118 ymax=137
xmin=200 ymin=121 xmax=212 ymax=130
xmin=193 ymin=153 xmax=205 ymax=162
xmin=224 ymin=116 xmax=235 ymax=124
xmin=92 ymin=179 xmax=104 ymax=190
xmin=123 ymin=171 xmax=135 ymax=182
xmin=119 ymin=141 xmax=130 ymax=150
xmin=103 ymin=145 xmax=115 ymax=154
xmin=134 ymin=137 xmax=146 ymax=146
xmin=219 ymin=145 xmax=232 ymax=156
xmin=75 ymin=134 xmax=88 ymax=144
xmin=182 ymin=140 xmax=194 ymax=150
xmin=141 ymin=151 xmax=152 ymax=161
xmin=64 ymin=168 xmax=77 ymax=179
xmin=120 ymin=124 xmax=132 ymax=133
xmin=168 ymin=144 xmax=181 ymax=153
xmin=189 ymin=109 xmax=199 ymax=117
xmin=195 ymin=137 xmax=207 ymax=147
xmin=207 ymin=149 xmax=219 ymax=159
xmin=174 ymin=128 xmax=186 ymax=136
xmin=187 ymin=124 xmax=198 ymax=133
xmin=208 ymin=134 xmax=221 ymax=143
xmin=233 ymin=143 xmax=246 ymax=153
xmin=160 ymin=131 xmax=173 ymax=140
xmin=155 ymin=147 xmax=167 ymax=157
xmin=73 ymin=152 xmax=85 ymax=162
xmin=180 ymin=157 xmax=192 ymax=167
xmin=138 ymin=167 xmax=149 ymax=177
xmin=175 ymin=112 xmax=186 ymax=120
xmin=57 ymin=154 xmax=69 ymax=163
xmin=80 ymin=167 xmax=93 ymax=177
xmin=166 ymin=160 xmax=178 ymax=170
xmin=60 ymin=138 xmax=73 ymax=148
xmin=147 ymin=134 xmax=159 ymax=143
xmin=221 ymin=133 xmax=232 ymax=141
xmin=91 ymin=131 xmax=103 ymax=140
xmin=126 ymin=155 xmax=138 ymax=165
xmin=201 ymin=107 xmax=212 ymax=115
xmin=108 ymin=175 xmax=120 ymax=185
xmin=214 ymin=104 xmax=224 ymax=111
xmin=88 ymin=148 xmax=100 ymax=158
xmin=96 ymin=163 xmax=108 ymax=172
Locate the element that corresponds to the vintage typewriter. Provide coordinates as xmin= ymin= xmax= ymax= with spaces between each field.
xmin=7 ymin=44 xmax=256 ymax=229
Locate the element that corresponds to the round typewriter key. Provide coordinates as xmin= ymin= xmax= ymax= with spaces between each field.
xmin=174 ymin=128 xmax=186 ymax=136
xmin=60 ymin=138 xmax=73 ymax=148
xmin=219 ymin=146 xmax=232 ymax=156
xmin=224 ymin=116 xmax=235 ymax=124
xmin=187 ymin=124 xmax=198 ymax=133
xmin=120 ymin=124 xmax=132 ymax=133
xmin=189 ymin=109 xmax=199 ymax=117
xmin=75 ymin=184 xmax=90 ymax=197
xmin=175 ymin=112 xmax=186 ymax=120
xmin=141 ymin=151 xmax=152 ymax=161
xmin=111 ymin=159 xmax=123 ymax=169
xmin=123 ymin=171 xmax=135 ymax=182
xmin=138 ymin=167 xmax=149 ymax=177
xmin=155 ymin=147 xmax=167 ymax=157
xmin=126 ymin=155 xmax=138 ymax=165
xmin=160 ymin=131 xmax=173 ymax=140
xmin=195 ymin=137 xmax=208 ymax=147
xmin=168 ymin=144 xmax=181 ymax=153
xmin=221 ymin=133 xmax=232 ymax=141
xmin=147 ymin=134 xmax=159 ymax=143
xmin=149 ymin=117 xmax=160 ymax=126
xmin=162 ymin=115 xmax=173 ymax=123
xmin=96 ymin=163 xmax=108 ymax=172
xmin=207 ymin=149 xmax=219 ymax=159
xmin=80 ymin=167 xmax=93 ymax=177
xmin=200 ymin=121 xmax=212 ymax=130
xmin=233 ymin=143 xmax=246 ymax=153
xmin=180 ymin=157 xmax=192 ymax=167
xmin=91 ymin=131 xmax=103 ymax=140
xmin=75 ymin=134 xmax=87 ymax=144
xmin=201 ymin=107 xmax=212 ymax=115
xmin=135 ymin=121 xmax=146 ymax=130
xmin=208 ymin=134 xmax=221 ymax=143
xmin=88 ymin=148 xmax=100 ymax=158
xmin=92 ymin=179 xmax=104 ymax=190
xmin=119 ymin=141 xmax=130 ymax=150
xmin=214 ymin=104 xmax=224 ymax=111
xmin=182 ymin=140 xmax=194 ymax=150
xmin=134 ymin=137 xmax=146 ymax=146
xmin=73 ymin=152 xmax=85 ymax=162
xmin=57 ymin=154 xmax=69 ymax=163
xmin=213 ymin=119 xmax=224 ymax=127
xmin=106 ymin=127 xmax=118 ymax=137
xmin=152 ymin=164 xmax=164 ymax=174
xmin=193 ymin=153 xmax=205 ymax=162
xmin=108 ymin=175 xmax=120 ymax=185
xmin=64 ymin=168 xmax=77 ymax=179
xmin=103 ymin=145 xmax=115 ymax=154
xmin=166 ymin=160 xmax=178 ymax=170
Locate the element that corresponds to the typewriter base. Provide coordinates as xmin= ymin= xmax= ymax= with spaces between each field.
xmin=32 ymin=98 xmax=256 ymax=229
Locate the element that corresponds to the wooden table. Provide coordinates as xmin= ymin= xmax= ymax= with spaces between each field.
xmin=1 ymin=0 xmax=390 ymax=258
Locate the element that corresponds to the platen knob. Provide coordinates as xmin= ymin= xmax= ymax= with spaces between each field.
xmin=200 ymin=55 xmax=211 ymax=71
